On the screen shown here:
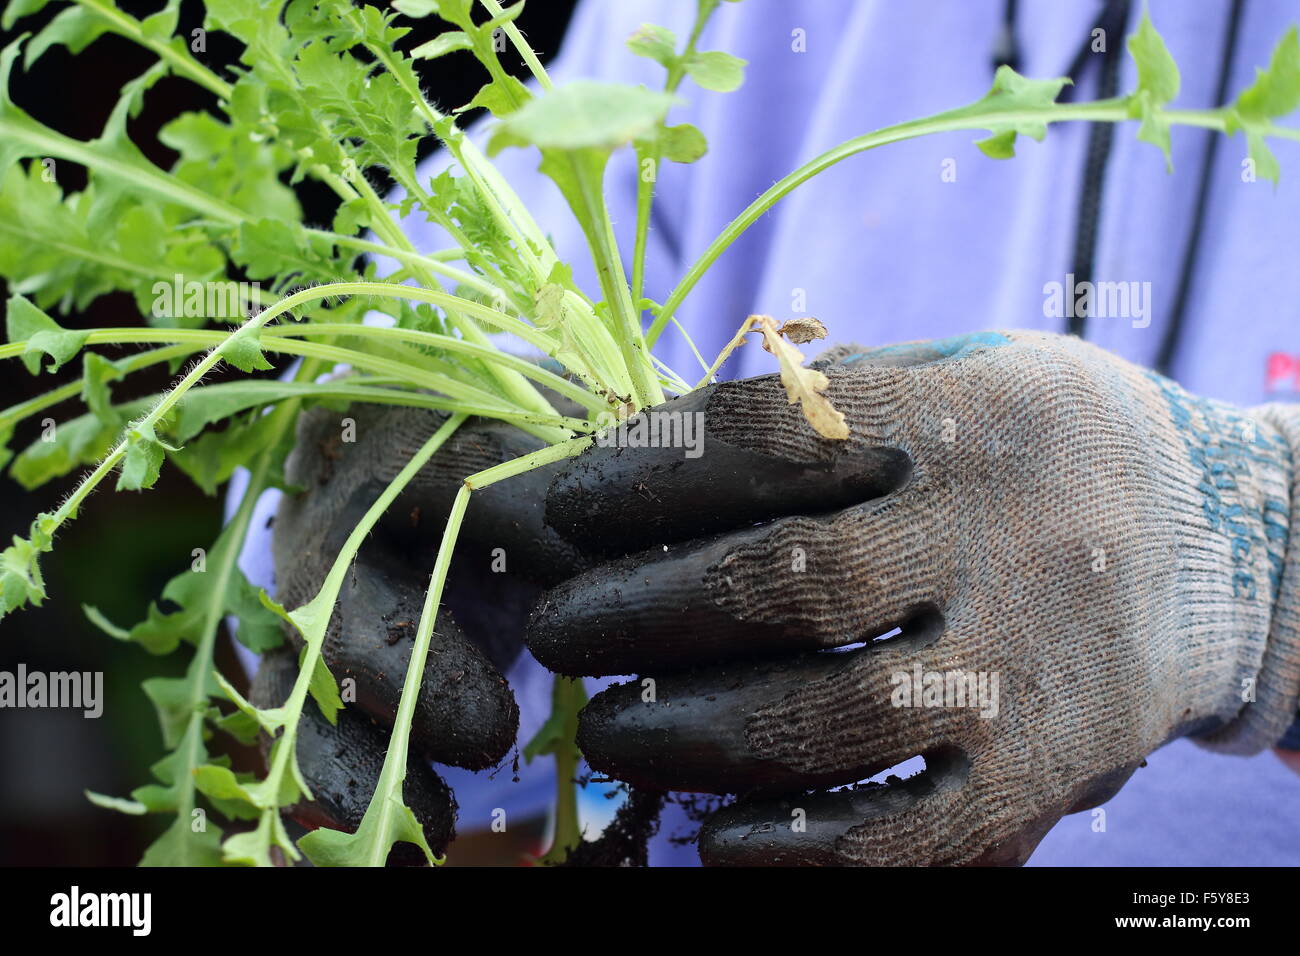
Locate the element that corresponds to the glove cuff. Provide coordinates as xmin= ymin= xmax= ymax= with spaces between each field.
xmin=1197 ymin=403 xmax=1300 ymax=754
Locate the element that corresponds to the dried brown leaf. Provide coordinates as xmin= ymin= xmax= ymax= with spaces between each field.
xmin=752 ymin=315 xmax=849 ymax=440
xmin=776 ymin=316 xmax=828 ymax=345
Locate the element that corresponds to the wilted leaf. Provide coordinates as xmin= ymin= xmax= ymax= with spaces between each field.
xmin=753 ymin=315 xmax=848 ymax=440
xmin=777 ymin=316 xmax=828 ymax=345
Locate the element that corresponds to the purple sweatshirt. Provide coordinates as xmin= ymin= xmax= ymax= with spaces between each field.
xmin=235 ymin=0 xmax=1300 ymax=865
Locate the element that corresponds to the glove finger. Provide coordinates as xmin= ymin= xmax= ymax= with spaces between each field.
xmin=527 ymin=497 xmax=947 ymax=677
xmin=698 ymin=749 xmax=1144 ymax=866
xmin=250 ymin=647 xmax=457 ymax=862
xmin=696 ymin=748 xmax=971 ymax=866
xmin=320 ymin=545 xmax=519 ymax=771
xmin=545 ymin=373 xmax=914 ymax=557
xmin=575 ymin=629 xmax=974 ymax=795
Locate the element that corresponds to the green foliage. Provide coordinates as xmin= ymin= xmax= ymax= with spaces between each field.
xmin=84 ymin=520 xmax=284 ymax=655
xmin=1126 ymin=7 xmax=1181 ymax=170
xmin=959 ymin=67 xmax=1072 ymax=159
xmin=6 ymin=295 xmax=89 ymax=374
xmin=0 ymin=512 xmax=55 ymax=615
xmin=488 ymin=82 xmax=677 ymax=154
xmin=1227 ymin=26 xmax=1300 ymax=184
xmin=0 ymin=0 xmax=1297 ymax=868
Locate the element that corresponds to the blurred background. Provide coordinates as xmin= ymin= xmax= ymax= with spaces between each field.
xmin=0 ymin=0 xmax=578 ymax=866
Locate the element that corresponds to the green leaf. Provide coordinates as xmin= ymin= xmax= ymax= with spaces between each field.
xmin=298 ymin=793 xmax=437 ymax=867
xmin=659 ymin=122 xmax=708 ymax=163
xmin=302 ymin=645 xmax=343 ymax=725
xmin=81 ymin=353 xmax=126 ymax=429
xmin=142 ymin=675 xmax=194 ymax=750
xmin=975 ymin=129 xmax=1018 ymax=160
xmin=116 ymin=420 xmax=174 ymax=492
xmin=292 ymin=37 xmax=423 ymax=176
xmin=220 ymin=330 xmax=274 ymax=373
xmin=9 ymin=397 xmax=152 ymax=490
xmin=138 ymin=813 xmax=225 ymax=867
xmin=332 ymin=196 xmax=370 ymax=235
xmin=1227 ymin=26 xmax=1300 ymax=185
xmin=0 ymin=422 xmax=12 ymax=473
xmin=0 ymin=162 xmax=225 ymax=323
xmin=958 ymin=65 xmax=1071 ymax=159
xmin=220 ymin=812 xmax=295 ymax=868
xmin=140 ymin=4 xmax=181 ymax=42
xmin=171 ymin=379 xmax=354 ymax=444
xmin=215 ymin=708 xmax=261 ymax=747
xmin=214 ymin=669 xmax=287 ymax=737
xmin=459 ymin=74 xmax=530 ymax=117
xmin=1236 ymin=26 xmax=1300 ymax=120
xmin=627 ymin=23 xmax=677 ymax=68
xmin=1126 ymin=8 xmax=1181 ymax=170
xmin=522 ymin=704 xmax=567 ymax=762
xmin=5 ymin=295 xmax=89 ymax=374
xmin=523 ymin=675 xmax=585 ymax=763
xmin=682 ymin=50 xmax=746 ymax=93
xmin=24 ymin=5 xmax=111 ymax=69
xmin=193 ymin=764 xmax=259 ymax=808
xmin=233 ymin=219 xmax=337 ymax=285
xmin=411 ymin=30 xmax=472 ymax=59
xmin=85 ymin=790 xmax=147 ymax=815
xmin=84 ymin=519 xmax=285 ymax=655
xmin=2 ymin=0 xmax=53 ymax=31
xmin=392 ymin=0 xmax=440 ymax=16
xmin=0 ymin=513 xmax=55 ymax=616
xmin=419 ymin=0 xmax=475 ymax=25
xmin=488 ymin=81 xmax=678 ymax=154
xmin=170 ymin=409 xmax=287 ymax=496
xmin=482 ymin=0 xmax=526 ymax=32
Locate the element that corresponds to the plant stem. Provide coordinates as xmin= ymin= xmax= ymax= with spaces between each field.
xmin=469 ymin=1 xmax=663 ymax=410
xmin=0 ymin=343 xmax=195 ymax=430
xmin=264 ymin=324 xmax=606 ymax=414
xmin=648 ymin=100 xmax=1300 ymax=345
xmin=478 ymin=0 xmax=554 ymax=92
xmin=72 ymin=0 xmax=233 ymax=100
xmin=258 ymin=412 xmax=469 ymax=865
xmin=538 ymin=675 xmax=585 ymax=865
xmin=315 ymin=433 xmax=593 ymax=866
xmin=630 ymin=2 xmax=711 ymax=304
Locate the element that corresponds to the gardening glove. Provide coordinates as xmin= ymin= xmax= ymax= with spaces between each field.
xmin=527 ymin=330 xmax=1300 ymax=866
xmin=251 ymin=401 xmax=586 ymax=857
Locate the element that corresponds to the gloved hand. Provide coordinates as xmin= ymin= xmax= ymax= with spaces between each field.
xmin=251 ymin=401 xmax=584 ymax=860
xmin=526 ymin=330 xmax=1300 ymax=866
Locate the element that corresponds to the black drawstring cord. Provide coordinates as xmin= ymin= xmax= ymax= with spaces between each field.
xmin=1154 ymin=0 xmax=1248 ymax=377
xmin=1058 ymin=1 xmax=1125 ymax=104
xmin=991 ymin=0 xmax=1022 ymax=72
xmin=1066 ymin=0 xmax=1131 ymax=339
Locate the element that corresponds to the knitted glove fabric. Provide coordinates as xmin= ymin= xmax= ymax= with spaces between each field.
xmin=528 ymin=330 xmax=1300 ymax=865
